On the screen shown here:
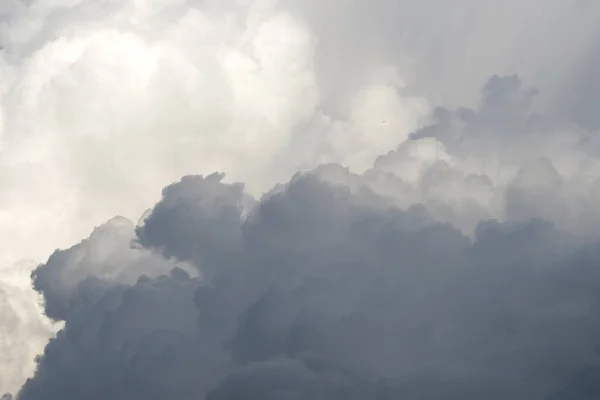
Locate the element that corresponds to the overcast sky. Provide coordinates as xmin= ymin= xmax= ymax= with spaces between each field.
xmin=1 ymin=1 xmax=600 ymax=398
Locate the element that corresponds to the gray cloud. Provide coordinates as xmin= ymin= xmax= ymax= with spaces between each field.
xmin=306 ymin=75 xmax=600 ymax=236
xmin=31 ymin=216 xmax=182 ymax=321
xmin=14 ymin=164 xmax=600 ymax=399
xmin=284 ymin=0 xmax=600 ymax=114
xmin=2 ymin=0 xmax=600 ymax=397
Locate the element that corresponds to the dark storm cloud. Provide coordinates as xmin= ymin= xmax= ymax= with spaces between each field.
xmin=16 ymin=163 xmax=600 ymax=399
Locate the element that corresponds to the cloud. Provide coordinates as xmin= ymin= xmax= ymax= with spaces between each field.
xmin=284 ymin=0 xmax=600 ymax=113
xmin=2 ymin=0 xmax=600 ymax=397
xmin=308 ymin=75 xmax=600 ymax=236
xmin=14 ymin=164 xmax=600 ymax=399
xmin=0 ymin=261 xmax=54 ymax=397
xmin=31 ymin=216 xmax=185 ymax=321
xmin=0 ymin=0 xmax=425 ymax=392
xmin=0 ymin=0 xmax=432 ymax=271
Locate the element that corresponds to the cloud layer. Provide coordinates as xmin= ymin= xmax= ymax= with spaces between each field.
xmin=17 ymin=169 xmax=600 ymax=399
xmin=1 ymin=0 xmax=600 ymax=397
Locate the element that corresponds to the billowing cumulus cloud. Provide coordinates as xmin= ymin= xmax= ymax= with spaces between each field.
xmin=15 ymin=170 xmax=600 ymax=400
xmin=0 ymin=0 xmax=431 ymax=271
xmin=2 ymin=0 xmax=600 ymax=398
xmin=0 ymin=0 xmax=425 ymax=392
xmin=314 ymin=75 xmax=600 ymax=236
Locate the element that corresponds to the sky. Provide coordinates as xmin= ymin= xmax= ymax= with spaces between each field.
xmin=1 ymin=0 xmax=600 ymax=398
